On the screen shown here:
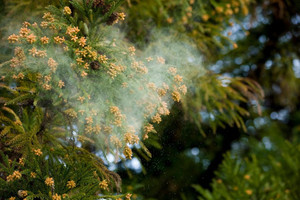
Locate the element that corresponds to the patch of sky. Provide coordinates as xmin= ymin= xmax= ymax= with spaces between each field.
xmin=265 ymin=60 xmax=273 ymax=69
xmin=95 ymin=152 xmax=117 ymax=171
xmin=185 ymin=147 xmax=200 ymax=163
xmin=202 ymin=159 xmax=210 ymax=169
xmin=127 ymin=158 xmax=142 ymax=173
xmin=231 ymin=142 xmax=240 ymax=151
xmin=262 ymin=137 xmax=272 ymax=150
xmin=210 ymin=60 xmax=223 ymax=73
xmin=199 ymin=111 xmax=215 ymax=122
xmin=108 ymin=164 xmax=117 ymax=171
xmin=253 ymin=117 xmax=269 ymax=129
xmin=241 ymin=65 xmax=250 ymax=72
xmin=291 ymin=14 xmax=300 ymax=25
xmin=218 ymin=73 xmax=232 ymax=87
xmin=272 ymin=84 xmax=281 ymax=94
xmin=10 ymin=82 xmax=17 ymax=89
xmin=270 ymin=109 xmax=289 ymax=121
xmin=191 ymin=147 xmax=200 ymax=156
xmin=231 ymin=138 xmax=249 ymax=155
xmin=247 ymin=125 xmax=255 ymax=134
xmin=222 ymin=21 xmax=246 ymax=42
xmin=277 ymin=109 xmax=289 ymax=121
xmin=270 ymin=112 xmax=278 ymax=120
xmin=259 ymin=35 xmax=267 ymax=43
xmin=240 ymin=6 xmax=270 ymax=35
xmin=64 ymin=129 xmax=81 ymax=147
xmin=75 ymin=141 xmax=82 ymax=148
xmin=107 ymin=153 xmax=115 ymax=163
xmin=235 ymin=57 xmax=243 ymax=65
xmin=256 ymin=7 xmax=270 ymax=24
xmin=57 ymin=158 xmax=66 ymax=166
xmin=96 ymin=151 xmax=110 ymax=165
xmin=221 ymin=78 xmax=231 ymax=87
xmin=292 ymin=59 xmax=300 ymax=78
xmin=279 ymin=32 xmax=292 ymax=43
xmin=70 ymin=129 xmax=82 ymax=147
xmin=251 ymin=64 xmax=257 ymax=70
xmin=250 ymin=99 xmax=259 ymax=106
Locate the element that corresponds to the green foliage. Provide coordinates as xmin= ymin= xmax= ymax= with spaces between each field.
xmin=0 ymin=147 xmax=122 ymax=199
xmin=0 ymin=75 xmax=123 ymax=199
xmin=0 ymin=0 xmax=130 ymax=199
xmin=1 ymin=0 xmax=60 ymax=19
xmin=183 ymin=74 xmax=264 ymax=135
xmin=47 ymin=0 xmax=125 ymax=40
xmin=193 ymin=135 xmax=300 ymax=200
xmin=1 ymin=0 xmax=298 ymax=200
xmin=123 ymin=0 xmax=250 ymax=56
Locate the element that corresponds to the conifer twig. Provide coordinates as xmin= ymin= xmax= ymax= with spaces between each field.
xmin=0 ymin=60 xmax=11 ymax=68
xmin=100 ymin=194 xmax=126 ymax=198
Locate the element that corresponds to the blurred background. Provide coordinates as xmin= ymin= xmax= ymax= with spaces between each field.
xmin=0 ymin=0 xmax=299 ymax=199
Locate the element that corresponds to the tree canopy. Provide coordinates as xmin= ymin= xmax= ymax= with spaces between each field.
xmin=0 ymin=0 xmax=299 ymax=200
